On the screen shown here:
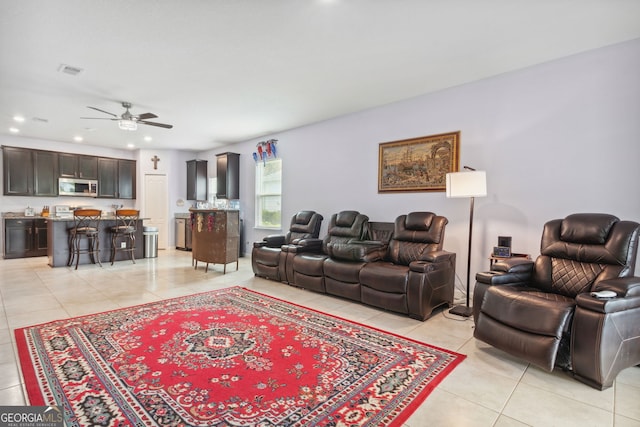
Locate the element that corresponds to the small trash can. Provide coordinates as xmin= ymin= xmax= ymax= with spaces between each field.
xmin=143 ymin=226 xmax=159 ymax=258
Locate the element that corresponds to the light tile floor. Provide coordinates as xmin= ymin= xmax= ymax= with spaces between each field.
xmin=0 ymin=250 xmax=638 ymax=427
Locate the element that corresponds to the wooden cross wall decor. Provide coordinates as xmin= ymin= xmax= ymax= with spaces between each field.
xmin=151 ymin=155 xmax=160 ymax=170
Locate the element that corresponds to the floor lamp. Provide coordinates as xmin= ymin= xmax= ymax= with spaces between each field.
xmin=446 ymin=166 xmax=487 ymax=317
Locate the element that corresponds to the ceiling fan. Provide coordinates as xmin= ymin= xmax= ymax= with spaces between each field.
xmin=81 ymin=102 xmax=173 ymax=130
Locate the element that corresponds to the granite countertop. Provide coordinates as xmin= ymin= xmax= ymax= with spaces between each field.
xmin=2 ymin=212 xmax=51 ymax=220
xmin=188 ymin=208 xmax=239 ymax=212
xmin=2 ymin=212 xmax=146 ymax=221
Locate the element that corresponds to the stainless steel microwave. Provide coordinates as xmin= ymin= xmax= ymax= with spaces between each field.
xmin=58 ymin=178 xmax=98 ymax=197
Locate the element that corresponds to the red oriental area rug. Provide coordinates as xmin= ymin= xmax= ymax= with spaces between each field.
xmin=16 ymin=286 xmax=465 ymax=426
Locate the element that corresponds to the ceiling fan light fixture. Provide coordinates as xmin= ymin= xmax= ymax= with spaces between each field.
xmin=118 ymin=119 xmax=137 ymax=131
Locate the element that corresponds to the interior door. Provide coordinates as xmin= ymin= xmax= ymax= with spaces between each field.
xmin=144 ymin=174 xmax=168 ymax=250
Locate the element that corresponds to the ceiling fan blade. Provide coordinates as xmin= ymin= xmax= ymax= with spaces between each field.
xmin=80 ymin=117 xmax=118 ymax=120
xmin=136 ymin=112 xmax=158 ymax=120
xmin=139 ymin=120 xmax=173 ymax=129
xmin=87 ymin=106 xmax=118 ymax=117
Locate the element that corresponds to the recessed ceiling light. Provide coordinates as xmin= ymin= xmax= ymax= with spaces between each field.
xmin=13 ymin=115 xmax=25 ymax=122
xmin=144 ymin=136 xmax=152 ymax=142
xmin=9 ymin=127 xmax=19 ymax=133
xmin=127 ymin=143 xmax=135 ymax=149
xmin=73 ymin=136 xmax=83 ymax=142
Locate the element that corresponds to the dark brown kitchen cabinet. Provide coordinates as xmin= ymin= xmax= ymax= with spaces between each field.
xmin=118 ymin=159 xmax=136 ymax=199
xmin=3 ymin=147 xmax=58 ymax=196
xmin=33 ymin=150 xmax=59 ymax=196
xmin=97 ymin=158 xmax=136 ymax=199
xmin=3 ymin=146 xmax=32 ymax=195
xmin=187 ymin=159 xmax=208 ymax=201
xmin=216 ymin=152 xmax=239 ymax=199
xmin=3 ymin=218 xmax=48 ymax=259
xmin=59 ymin=153 xmax=98 ymax=179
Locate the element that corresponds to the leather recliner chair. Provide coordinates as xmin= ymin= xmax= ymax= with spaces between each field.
xmin=251 ymin=210 xmax=323 ymax=281
xmin=290 ymin=210 xmax=369 ymax=293
xmin=322 ymin=221 xmax=395 ymax=302
xmin=473 ymin=213 xmax=640 ymax=389
xmin=359 ymin=212 xmax=455 ymax=320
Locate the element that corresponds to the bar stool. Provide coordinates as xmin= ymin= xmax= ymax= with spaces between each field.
xmin=68 ymin=209 xmax=102 ymax=270
xmin=110 ymin=209 xmax=140 ymax=265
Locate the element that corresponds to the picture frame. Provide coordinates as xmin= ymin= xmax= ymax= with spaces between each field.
xmin=378 ymin=131 xmax=460 ymax=193
xmin=493 ymin=246 xmax=512 ymax=258
xmin=498 ymin=236 xmax=512 ymax=248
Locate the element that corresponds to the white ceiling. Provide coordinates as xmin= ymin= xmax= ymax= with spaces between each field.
xmin=2 ymin=1 xmax=640 ymax=152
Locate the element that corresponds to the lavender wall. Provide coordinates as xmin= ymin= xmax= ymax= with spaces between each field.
xmin=2 ymin=38 xmax=639 ymax=286
xmin=204 ymin=38 xmax=640 ymax=286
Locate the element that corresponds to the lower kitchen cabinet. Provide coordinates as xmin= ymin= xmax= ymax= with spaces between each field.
xmin=4 ymin=218 xmax=48 ymax=259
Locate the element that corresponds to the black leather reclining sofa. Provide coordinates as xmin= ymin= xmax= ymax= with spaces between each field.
xmin=252 ymin=210 xmax=456 ymax=321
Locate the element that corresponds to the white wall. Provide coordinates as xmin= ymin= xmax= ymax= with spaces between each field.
xmin=206 ymin=38 xmax=640 ymax=284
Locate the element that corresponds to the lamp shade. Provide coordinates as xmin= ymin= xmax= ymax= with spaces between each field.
xmin=446 ymin=170 xmax=487 ymax=198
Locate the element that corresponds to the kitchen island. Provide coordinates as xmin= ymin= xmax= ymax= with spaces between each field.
xmin=190 ymin=208 xmax=239 ymax=273
xmin=47 ymin=216 xmax=145 ymax=267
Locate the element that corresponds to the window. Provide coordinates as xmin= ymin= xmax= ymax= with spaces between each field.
xmin=255 ymin=159 xmax=282 ymax=229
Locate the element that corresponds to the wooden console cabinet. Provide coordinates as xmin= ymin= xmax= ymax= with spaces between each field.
xmin=190 ymin=209 xmax=239 ymax=273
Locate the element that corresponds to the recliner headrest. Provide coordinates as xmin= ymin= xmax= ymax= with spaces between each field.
xmin=405 ymin=212 xmax=434 ymax=230
xmin=294 ymin=211 xmax=314 ymax=225
xmin=560 ymin=213 xmax=619 ymax=244
xmin=335 ymin=211 xmax=359 ymax=227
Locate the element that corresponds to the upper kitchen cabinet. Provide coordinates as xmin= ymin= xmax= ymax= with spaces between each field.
xmin=118 ymin=159 xmax=136 ymax=199
xmin=59 ymin=153 xmax=98 ymax=179
xmin=216 ymin=152 xmax=240 ymax=200
xmin=33 ymin=150 xmax=59 ymax=196
xmin=97 ymin=158 xmax=136 ymax=199
xmin=187 ymin=159 xmax=208 ymax=201
xmin=3 ymin=146 xmax=32 ymax=196
xmin=3 ymin=146 xmax=58 ymax=196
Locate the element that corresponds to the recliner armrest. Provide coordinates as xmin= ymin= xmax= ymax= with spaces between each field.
xmin=492 ymin=257 xmax=535 ymax=273
xmin=421 ymin=250 xmax=454 ymax=263
xmin=575 ymin=276 xmax=640 ymax=313
xmin=284 ymin=238 xmax=323 ymax=254
xmin=594 ymin=276 xmax=640 ymax=297
xmin=263 ymin=235 xmax=286 ymax=248
xmin=409 ymin=251 xmax=454 ymax=272
xmin=475 ymin=257 xmax=534 ymax=285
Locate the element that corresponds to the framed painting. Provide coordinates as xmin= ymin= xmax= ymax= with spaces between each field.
xmin=378 ymin=131 xmax=460 ymax=193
